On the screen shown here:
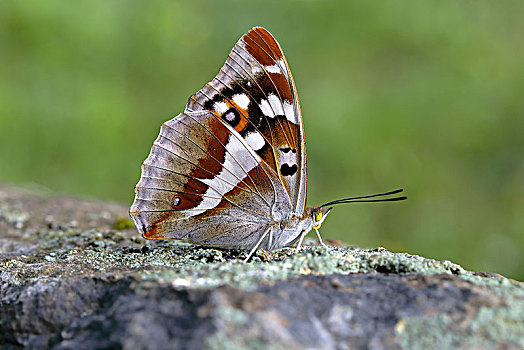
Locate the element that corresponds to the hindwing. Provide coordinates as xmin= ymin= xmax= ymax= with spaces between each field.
xmin=130 ymin=110 xmax=292 ymax=247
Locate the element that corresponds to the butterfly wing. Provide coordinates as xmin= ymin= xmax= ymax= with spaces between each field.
xmin=130 ymin=27 xmax=306 ymax=248
xmin=186 ymin=27 xmax=307 ymax=215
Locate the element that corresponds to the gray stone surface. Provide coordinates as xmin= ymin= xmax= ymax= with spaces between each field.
xmin=1 ymin=184 xmax=523 ymax=349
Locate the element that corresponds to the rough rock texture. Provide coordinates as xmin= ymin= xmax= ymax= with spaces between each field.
xmin=1 ymin=184 xmax=523 ymax=349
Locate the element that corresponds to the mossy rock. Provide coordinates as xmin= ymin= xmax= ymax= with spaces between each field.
xmin=1 ymin=184 xmax=522 ymax=349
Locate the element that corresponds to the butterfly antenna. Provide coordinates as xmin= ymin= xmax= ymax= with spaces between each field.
xmin=320 ymin=189 xmax=407 ymax=208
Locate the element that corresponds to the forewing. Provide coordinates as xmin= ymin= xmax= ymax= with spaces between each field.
xmin=186 ymin=27 xmax=307 ymax=215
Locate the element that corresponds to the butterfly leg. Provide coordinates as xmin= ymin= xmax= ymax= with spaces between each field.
xmin=294 ymin=230 xmax=306 ymax=251
xmin=314 ymin=228 xmax=328 ymax=248
xmin=244 ymin=227 xmax=272 ymax=262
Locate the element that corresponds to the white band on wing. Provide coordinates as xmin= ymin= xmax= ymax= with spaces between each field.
xmin=188 ymin=132 xmax=259 ymax=217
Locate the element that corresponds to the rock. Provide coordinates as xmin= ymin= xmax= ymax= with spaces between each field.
xmin=0 ymin=184 xmax=523 ymax=349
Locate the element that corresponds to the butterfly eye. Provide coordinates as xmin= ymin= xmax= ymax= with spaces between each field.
xmin=313 ymin=210 xmax=323 ymax=229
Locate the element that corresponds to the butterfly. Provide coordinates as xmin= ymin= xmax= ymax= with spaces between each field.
xmin=130 ymin=27 xmax=406 ymax=261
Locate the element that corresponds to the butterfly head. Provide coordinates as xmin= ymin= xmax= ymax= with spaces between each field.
xmin=312 ymin=206 xmax=333 ymax=229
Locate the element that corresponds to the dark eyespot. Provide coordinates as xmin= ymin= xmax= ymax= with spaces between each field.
xmin=173 ymin=196 xmax=181 ymax=206
xmin=280 ymin=164 xmax=297 ymax=176
xmin=222 ymin=109 xmax=240 ymax=127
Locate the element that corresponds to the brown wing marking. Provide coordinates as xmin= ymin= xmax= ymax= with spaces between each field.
xmin=243 ymin=27 xmax=283 ymax=65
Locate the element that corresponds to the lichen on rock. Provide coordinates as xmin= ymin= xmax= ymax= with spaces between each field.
xmin=1 ymin=184 xmax=523 ymax=349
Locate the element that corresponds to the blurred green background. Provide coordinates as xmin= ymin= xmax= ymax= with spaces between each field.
xmin=1 ymin=1 xmax=523 ymax=280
